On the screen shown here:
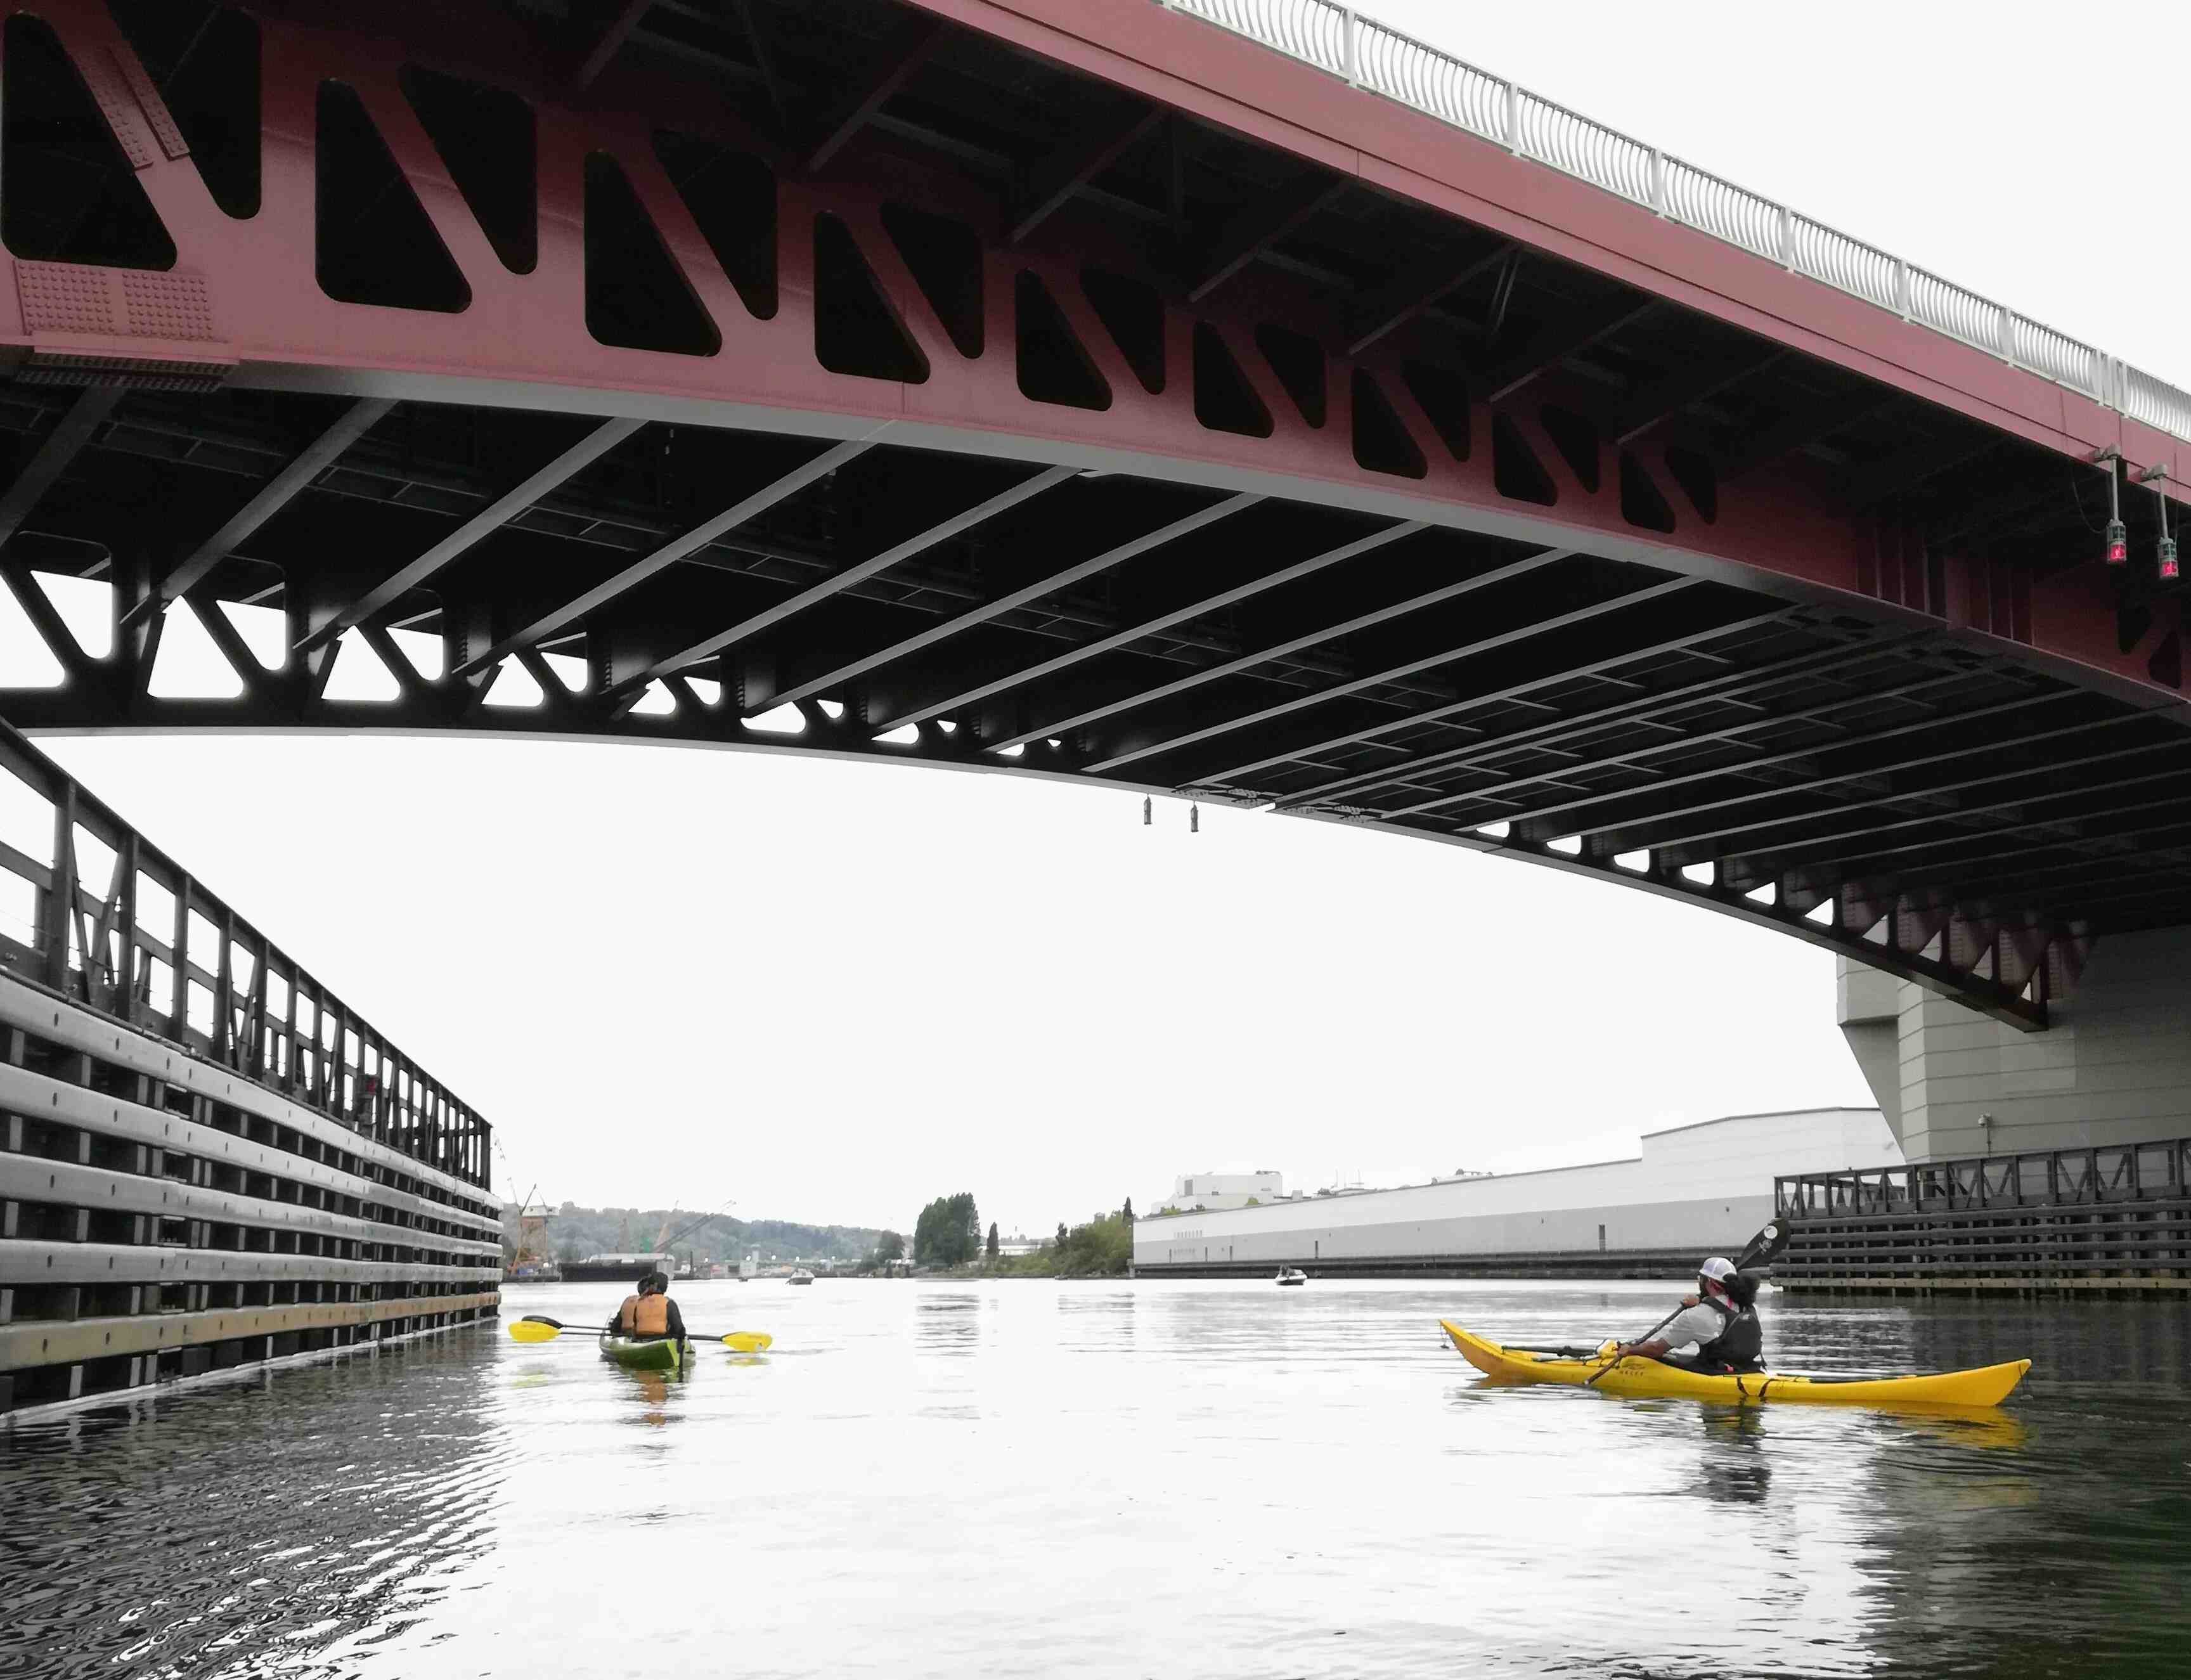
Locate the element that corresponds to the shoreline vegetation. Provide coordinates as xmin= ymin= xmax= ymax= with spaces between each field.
xmin=879 ymin=1201 xmax=1134 ymax=1278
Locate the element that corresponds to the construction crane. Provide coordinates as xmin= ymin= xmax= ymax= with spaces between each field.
xmin=653 ymin=1201 xmax=736 ymax=1274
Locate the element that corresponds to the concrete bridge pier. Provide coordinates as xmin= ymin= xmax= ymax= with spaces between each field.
xmin=1839 ymin=933 xmax=2191 ymax=1163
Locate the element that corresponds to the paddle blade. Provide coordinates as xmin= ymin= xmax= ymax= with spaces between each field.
xmin=1738 ymin=1219 xmax=1792 ymax=1269
xmin=720 ymin=1331 xmax=773 ymax=1352
xmin=507 ymin=1320 xmax=564 ymax=1343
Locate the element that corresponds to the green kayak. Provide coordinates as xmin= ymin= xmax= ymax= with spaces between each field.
xmin=598 ymin=1333 xmax=687 ymax=1373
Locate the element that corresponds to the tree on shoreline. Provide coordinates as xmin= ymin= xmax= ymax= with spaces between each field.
xmin=986 ymin=1222 xmax=1000 ymax=1261
xmin=914 ymin=1194 xmax=981 ymax=1267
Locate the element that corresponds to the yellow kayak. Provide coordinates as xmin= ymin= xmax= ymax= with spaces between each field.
xmin=1441 ymin=1322 xmax=2029 ymax=1409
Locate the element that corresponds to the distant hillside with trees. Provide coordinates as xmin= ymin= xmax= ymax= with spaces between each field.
xmin=533 ymin=1205 xmax=882 ymax=1267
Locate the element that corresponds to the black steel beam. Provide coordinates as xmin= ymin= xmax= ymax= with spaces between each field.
xmin=1084 ymin=571 xmax=1714 ymax=777
xmin=1193 ymin=599 xmax=1774 ymax=789
xmin=805 ymin=17 xmax=947 ymax=174
xmin=1345 ymin=242 xmax=1513 ymax=356
xmin=1373 ymin=666 xmax=1986 ymax=824
xmin=451 ymin=438 xmax=870 ymax=680
xmin=1822 ymin=782 xmax=2191 ymax=886
xmin=1612 ymin=347 xmax=1787 ymax=446
xmin=1276 ymin=624 xmax=1893 ymax=810
xmin=1186 ymin=176 xmax=1351 ymax=304
xmin=1004 ymin=546 xmax=1574 ymax=754
xmin=134 ymin=397 xmax=394 ymax=629
xmin=1482 ymin=296 xmax=1658 ymax=404
xmin=727 ymin=0 xmax=787 ymax=131
xmin=1011 ymin=108 xmax=1165 ymax=244
xmin=616 ymin=464 xmax=1077 ymax=697
xmin=768 ymin=492 xmax=1262 ymax=715
xmin=574 ymin=0 xmax=652 ymax=89
xmin=1747 ymin=759 xmax=2191 ymax=883
xmin=296 ymin=416 xmax=645 ymax=652
xmin=1721 ymin=389 xmax=1896 ymax=481
xmin=1428 ymin=814 xmax=2050 ymax=1029
xmin=1449 ymin=686 xmax=2065 ymax=840
xmin=0 ymin=387 xmax=124 ymax=548
xmin=1890 ymin=828 xmax=2191 ymax=913
xmin=1845 ymin=435 xmax=2005 ymax=511
xmin=1676 ymin=727 xmax=2185 ymax=862
xmin=874 ymin=518 xmax=1425 ymax=733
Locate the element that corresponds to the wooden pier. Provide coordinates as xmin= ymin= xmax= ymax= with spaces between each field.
xmin=1 ymin=726 xmax=502 ymax=1416
xmin=1776 ymin=1138 xmax=2191 ymax=1296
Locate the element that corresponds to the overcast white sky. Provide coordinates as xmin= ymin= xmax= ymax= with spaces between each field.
xmin=12 ymin=3 xmax=2190 ymax=1237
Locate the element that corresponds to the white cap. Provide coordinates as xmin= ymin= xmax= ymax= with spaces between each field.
xmin=1698 ymin=1256 xmax=1738 ymax=1284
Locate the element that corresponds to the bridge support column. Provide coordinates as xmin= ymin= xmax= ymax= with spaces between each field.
xmin=1839 ymin=929 xmax=2191 ymax=1161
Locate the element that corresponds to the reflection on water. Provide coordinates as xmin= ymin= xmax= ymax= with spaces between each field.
xmin=0 ymin=1340 xmax=509 ymax=1678
xmin=3 ymin=1279 xmax=2188 ymax=1678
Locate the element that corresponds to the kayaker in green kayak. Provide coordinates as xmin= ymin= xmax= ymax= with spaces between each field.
xmin=1608 ymin=1255 xmax=1764 ymax=1376
xmin=615 ymin=1270 xmax=689 ymax=1345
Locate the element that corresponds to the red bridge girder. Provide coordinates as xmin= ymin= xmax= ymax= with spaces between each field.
xmin=1 ymin=0 xmax=2187 ymax=1029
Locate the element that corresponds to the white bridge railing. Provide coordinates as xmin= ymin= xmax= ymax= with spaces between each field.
xmin=1157 ymin=0 xmax=2191 ymax=445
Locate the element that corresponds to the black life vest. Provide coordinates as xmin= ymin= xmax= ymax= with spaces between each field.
xmin=1694 ymin=1298 xmax=1762 ymax=1372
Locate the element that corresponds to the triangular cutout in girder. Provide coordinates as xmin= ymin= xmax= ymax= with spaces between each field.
xmin=148 ymin=600 xmax=245 ymax=698
xmin=541 ymin=650 xmax=587 ymax=693
xmin=483 ymin=659 xmax=546 ymax=709
xmin=316 ymin=80 xmax=470 ymax=313
xmin=1016 ymin=269 xmax=1109 ymax=411
xmin=387 ymin=625 xmax=444 ymax=682
xmin=217 ymin=600 xmax=288 ymax=670
xmin=323 ymin=628 xmax=402 ymax=702
xmin=0 ymin=578 xmax=67 ymax=688
xmin=32 ymin=572 xmax=113 ymax=659
xmin=1 ymin=15 xmax=178 ymax=269
xmin=585 ymin=152 xmax=719 ymax=355
xmin=813 ymin=212 xmax=926 ymax=383
xmin=1191 ymin=322 xmax=1270 ymax=438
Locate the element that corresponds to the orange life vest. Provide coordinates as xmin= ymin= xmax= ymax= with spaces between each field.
xmin=619 ymin=1292 xmax=670 ymax=1336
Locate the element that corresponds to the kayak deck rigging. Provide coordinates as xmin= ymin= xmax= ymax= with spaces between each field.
xmin=1440 ymin=1321 xmax=2029 ymax=1409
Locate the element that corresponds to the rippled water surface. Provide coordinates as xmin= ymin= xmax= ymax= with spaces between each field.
xmin=4 ymin=1280 xmax=2190 ymax=1677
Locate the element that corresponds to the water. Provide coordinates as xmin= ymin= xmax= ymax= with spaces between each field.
xmin=4 ymin=1279 xmax=2188 ymax=1679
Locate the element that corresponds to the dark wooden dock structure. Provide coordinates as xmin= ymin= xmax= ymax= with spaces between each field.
xmin=1776 ymin=1138 xmax=2191 ymax=1296
xmin=1 ymin=723 xmax=501 ymax=1416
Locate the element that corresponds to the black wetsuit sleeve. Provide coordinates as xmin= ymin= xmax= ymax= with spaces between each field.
xmin=666 ymin=1298 xmax=688 ymax=1340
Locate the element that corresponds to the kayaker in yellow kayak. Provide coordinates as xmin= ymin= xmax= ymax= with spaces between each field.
xmin=1608 ymin=1255 xmax=1763 ymax=1375
xmin=616 ymin=1270 xmax=689 ymax=1344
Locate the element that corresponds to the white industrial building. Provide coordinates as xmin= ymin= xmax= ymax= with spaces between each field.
xmin=1152 ymin=1170 xmax=1287 ymax=1213
xmin=1134 ymin=1108 xmax=1899 ymax=1271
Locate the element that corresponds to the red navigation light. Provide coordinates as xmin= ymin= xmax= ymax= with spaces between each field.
xmin=2106 ymin=519 xmax=2128 ymax=564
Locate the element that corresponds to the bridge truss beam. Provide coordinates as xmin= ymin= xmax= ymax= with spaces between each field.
xmin=3 ymin=0 xmax=2188 ymax=1028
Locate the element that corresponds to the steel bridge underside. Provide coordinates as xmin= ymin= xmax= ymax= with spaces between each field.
xmin=3 ymin=0 xmax=2190 ymax=1030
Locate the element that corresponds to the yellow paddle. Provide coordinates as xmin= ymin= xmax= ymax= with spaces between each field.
xmin=507 ymin=1314 xmax=772 ymax=1352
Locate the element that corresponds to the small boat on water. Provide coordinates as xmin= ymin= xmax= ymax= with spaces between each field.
xmin=787 ymin=1268 xmax=815 ymax=1286
xmin=1276 ymin=1267 xmax=1307 ymax=1286
xmin=598 ymin=1333 xmax=687 ymax=1373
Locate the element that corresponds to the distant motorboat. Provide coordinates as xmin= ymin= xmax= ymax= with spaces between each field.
xmin=1276 ymin=1267 xmax=1307 ymax=1286
xmin=787 ymin=1268 xmax=815 ymax=1285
